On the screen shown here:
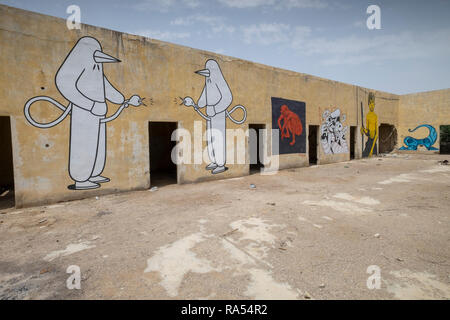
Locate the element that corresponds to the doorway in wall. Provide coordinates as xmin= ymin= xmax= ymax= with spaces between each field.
xmin=440 ymin=125 xmax=450 ymax=154
xmin=350 ymin=126 xmax=356 ymax=159
xmin=249 ymin=124 xmax=265 ymax=174
xmin=0 ymin=116 xmax=15 ymax=209
xmin=379 ymin=124 xmax=397 ymax=154
xmin=148 ymin=122 xmax=178 ymax=187
xmin=308 ymin=125 xmax=318 ymax=165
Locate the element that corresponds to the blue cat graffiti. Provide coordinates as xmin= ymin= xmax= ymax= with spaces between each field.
xmin=399 ymin=124 xmax=438 ymax=151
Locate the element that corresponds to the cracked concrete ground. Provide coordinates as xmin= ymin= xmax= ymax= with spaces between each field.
xmin=0 ymin=154 xmax=449 ymax=300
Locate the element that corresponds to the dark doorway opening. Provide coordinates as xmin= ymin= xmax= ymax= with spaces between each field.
xmin=0 ymin=116 xmax=15 ymax=209
xmin=350 ymin=126 xmax=356 ymax=159
xmin=149 ymin=122 xmax=178 ymax=187
xmin=249 ymin=124 xmax=265 ymax=174
xmin=440 ymin=125 xmax=450 ymax=154
xmin=308 ymin=125 xmax=318 ymax=165
xmin=379 ymin=124 xmax=397 ymax=154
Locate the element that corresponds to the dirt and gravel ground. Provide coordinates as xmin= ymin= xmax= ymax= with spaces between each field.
xmin=0 ymin=153 xmax=449 ymax=300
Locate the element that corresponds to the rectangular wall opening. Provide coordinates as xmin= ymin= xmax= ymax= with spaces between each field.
xmin=0 ymin=116 xmax=15 ymax=209
xmin=248 ymin=124 xmax=266 ymax=174
xmin=308 ymin=125 xmax=318 ymax=165
xmin=440 ymin=125 xmax=450 ymax=154
xmin=379 ymin=124 xmax=397 ymax=154
xmin=350 ymin=126 xmax=356 ymax=160
xmin=148 ymin=122 xmax=178 ymax=188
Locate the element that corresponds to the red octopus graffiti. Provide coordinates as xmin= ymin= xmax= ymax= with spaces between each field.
xmin=278 ymin=104 xmax=303 ymax=146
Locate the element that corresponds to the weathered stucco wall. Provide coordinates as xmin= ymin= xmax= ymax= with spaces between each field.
xmin=398 ymin=89 xmax=450 ymax=152
xmin=316 ymin=86 xmax=399 ymax=165
xmin=0 ymin=5 xmax=403 ymax=207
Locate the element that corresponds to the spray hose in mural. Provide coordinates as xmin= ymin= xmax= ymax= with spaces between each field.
xmin=180 ymin=97 xmax=247 ymax=124
xmin=24 ymin=95 xmax=146 ymax=128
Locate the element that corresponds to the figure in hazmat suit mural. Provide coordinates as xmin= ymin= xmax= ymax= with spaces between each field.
xmin=181 ymin=59 xmax=247 ymax=174
xmin=24 ymin=36 xmax=146 ymax=190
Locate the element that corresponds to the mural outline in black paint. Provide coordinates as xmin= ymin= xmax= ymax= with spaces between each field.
xmin=181 ymin=59 xmax=247 ymax=174
xmin=24 ymin=36 xmax=145 ymax=190
xmin=320 ymin=108 xmax=348 ymax=154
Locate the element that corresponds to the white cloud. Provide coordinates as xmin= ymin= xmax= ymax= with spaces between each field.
xmin=212 ymin=24 xmax=236 ymax=34
xmin=282 ymin=0 xmax=327 ymax=9
xmin=217 ymin=0 xmax=276 ymax=8
xmin=242 ymin=23 xmax=310 ymax=45
xmin=171 ymin=17 xmax=188 ymax=26
xmin=217 ymin=0 xmax=327 ymax=9
xmin=239 ymin=20 xmax=450 ymax=67
xmin=136 ymin=29 xmax=191 ymax=41
xmin=171 ymin=14 xmax=235 ymax=34
xmin=132 ymin=0 xmax=176 ymax=12
xmin=133 ymin=0 xmax=200 ymax=12
xmin=242 ymin=23 xmax=290 ymax=45
xmin=310 ymin=29 xmax=450 ymax=66
xmin=171 ymin=14 xmax=222 ymax=26
xmin=182 ymin=0 xmax=201 ymax=7
xmin=133 ymin=0 xmax=329 ymax=11
xmin=289 ymin=26 xmax=312 ymax=46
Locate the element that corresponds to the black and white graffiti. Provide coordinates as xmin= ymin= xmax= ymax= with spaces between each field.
xmin=24 ymin=36 xmax=146 ymax=190
xmin=320 ymin=109 xmax=348 ymax=154
xmin=181 ymin=59 xmax=247 ymax=175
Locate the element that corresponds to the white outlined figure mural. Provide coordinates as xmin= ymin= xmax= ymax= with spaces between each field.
xmin=181 ymin=59 xmax=247 ymax=174
xmin=320 ymin=109 xmax=348 ymax=154
xmin=24 ymin=37 xmax=146 ymax=190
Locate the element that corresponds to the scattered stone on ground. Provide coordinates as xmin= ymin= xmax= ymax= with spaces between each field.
xmin=0 ymin=154 xmax=449 ymax=299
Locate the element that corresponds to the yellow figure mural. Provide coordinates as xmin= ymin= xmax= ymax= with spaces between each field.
xmin=361 ymin=92 xmax=378 ymax=157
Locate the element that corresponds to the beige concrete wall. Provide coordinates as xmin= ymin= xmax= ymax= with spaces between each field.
xmin=0 ymin=5 xmax=400 ymax=207
xmin=316 ymin=85 xmax=399 ymax=164
xmin=398 ymin=89 xmax=450 ymax=152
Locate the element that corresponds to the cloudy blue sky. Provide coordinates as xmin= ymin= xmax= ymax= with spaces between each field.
xmin=2 ymin=0 xmax=450 ymax=94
